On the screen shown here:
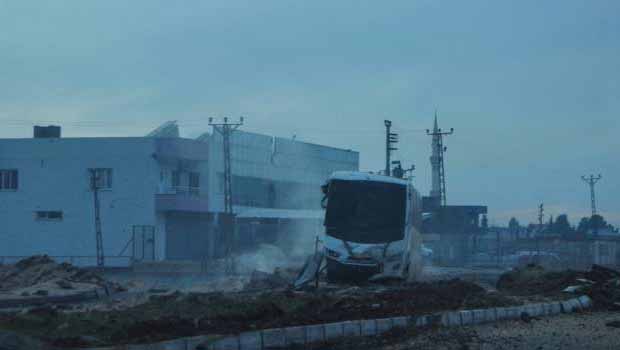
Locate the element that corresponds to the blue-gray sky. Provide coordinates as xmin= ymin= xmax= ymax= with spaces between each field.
xmin=1 ymin=0 xmax=618 ymax=226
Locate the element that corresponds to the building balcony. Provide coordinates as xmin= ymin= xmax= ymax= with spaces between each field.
xmin=155 ymin=186 xmax=209 ymax=212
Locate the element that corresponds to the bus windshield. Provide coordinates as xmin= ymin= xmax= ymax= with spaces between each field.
xmin=324 ymin=179 xmax=406 ymax=244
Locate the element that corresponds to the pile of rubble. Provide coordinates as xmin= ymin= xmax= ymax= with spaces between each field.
xmin=0 ymin=255 xmax=123 ymax=297
xmin=570 ymin=264 xmax=620 ymax=310
xmin=497 ymin=264 xmax=620 ymax=310
xmin=0 ymin=278 xmax=516 ymax=347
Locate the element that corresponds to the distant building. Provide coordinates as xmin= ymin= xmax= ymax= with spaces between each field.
xmin=0 ymin=123 xmax=358 ymax=266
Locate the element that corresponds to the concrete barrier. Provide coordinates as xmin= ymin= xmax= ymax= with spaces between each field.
xmin=392 ymin=317 xmax=408 ymax=329
xmin=261 ymin=328 xmax=285 ymax=349
xmin=414 ymin=314 xmax=430 ymax=327
xmin=324 ymin=322 xmax=343 ymax=340
xmin=441 ymin=312 xmax=462 ymax=327
xmin=561 ymin=298 xmax=581 ymax=313
xmin=212 ymin=336 xmax=238 ymax=350
xmin=376 ymin=318 xmax=394 ymax=334
xmin=284 ymin=326 xmax=305 ymax=347
xmin=239 ymin=332 xmax=261 ymax=350
xmin=305 ymin=324 xmax=325 ymax=344
xmin=342 ymin=321 xmax=361 ymax=337
xmin=578 ymin=295 xmax=592 ymax=309
xmin=360 ymin=319 xmax=377 ymax=336
xmin=77 ymin=296 xmax=592 ymax=350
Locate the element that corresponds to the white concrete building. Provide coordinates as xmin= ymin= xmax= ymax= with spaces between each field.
xmin=0 ymin=124 xmax=359 ymax=266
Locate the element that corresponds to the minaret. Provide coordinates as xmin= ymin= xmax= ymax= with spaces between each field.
xmin=429 ymin=114 xmax=442 ymax=199
xmin=426 ymin=112 xmax=454 ymax=206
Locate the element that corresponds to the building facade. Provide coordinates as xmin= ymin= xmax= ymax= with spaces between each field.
xmin=0 ymin=124 xmax=359 ymax=265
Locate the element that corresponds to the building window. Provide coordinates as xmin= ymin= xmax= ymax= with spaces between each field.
xmin=189 ymin=172 xmax=200 ymax=195
xmin=35 ymin=211 xmax=63 ymax=221
xmin=0 ymin=169 xmax=18 ymax=190
xmin=89 ymin=168 xmax=113 ymax=189
xmin=172 ymin=171 xmax=181 ymax=187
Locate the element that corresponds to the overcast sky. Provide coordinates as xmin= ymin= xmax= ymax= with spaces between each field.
xmin=1 ymin=0 xmax=618 ymax=226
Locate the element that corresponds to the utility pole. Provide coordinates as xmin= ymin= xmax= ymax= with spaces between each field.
xmin=384 ymin=120 xmax=398 ymax=177
xmin=538 ymin=203 xmax=544 ymax=230
xmin=209 ymin=117 xmax=243 ymax=274
xmin=89 ymin=169 xmax=105 ymax=268
xmin=209 ymin=117 xmax=244 ymax=214
xmin=581 ymin=174 xmax=602 ymax=217
xmin=426 ymin=113 xmax=453 ymax=206
xmin=536 ymin=203 xmax=544 ymax=258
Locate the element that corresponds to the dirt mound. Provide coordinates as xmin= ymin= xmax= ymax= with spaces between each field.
xmin=497 ymin=264 xmax=620 ymax=310
xmin=581 ymin=265 xmax=620 ymax=310
xmin=0 ymin=255 xmax=114 ymax=293
xmin=496 ymin=264 xmax=580 ymax=296
xmin=0 ymin=279 xmax=516 ymax=347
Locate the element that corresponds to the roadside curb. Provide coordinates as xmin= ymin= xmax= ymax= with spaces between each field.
xmin=77 ymin=296 xmax=592 ymax=350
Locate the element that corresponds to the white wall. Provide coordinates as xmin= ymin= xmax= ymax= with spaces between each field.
xmin=206 ymin=130 xmax=359 ymax=213
xmin=0 ymin=137 xmax=160 ymax=266
xmin=0 ymin=132 xmax=359 ymax=265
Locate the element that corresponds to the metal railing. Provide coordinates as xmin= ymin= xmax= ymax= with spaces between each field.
xmin=158 ymin=185 xmax=201 ymax=197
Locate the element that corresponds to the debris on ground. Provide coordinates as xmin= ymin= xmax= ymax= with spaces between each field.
xmin=605 ymin=320 xmax=620 ymax=328
xmin=293 ymin=252 xmax=324 ymax=290
xmin=0 ymin=330 xmax=51 ymax=350
xmin=245 ymin=269 xmax=291 ymax=290
xmin=496 ymin=264 xmax=580 ymax=296
xmin=0 ymin=255 xmax=125 ymax=298
xmin=497 ymin=264 xmax=620 ymax=310
xmin=0 ymin=279 xmax=517 ymax=347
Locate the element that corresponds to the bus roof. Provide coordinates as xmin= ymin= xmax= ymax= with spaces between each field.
xmin=328 ymin=171 xmax=409 ymax=186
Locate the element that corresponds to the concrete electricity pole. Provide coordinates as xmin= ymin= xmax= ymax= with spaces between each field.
xmin=89 ymin=169 xmax=105 ymax=268
xmin=384 ymin=120 xmax=398 ymax=177
xmin=581 ymin=174 xmax=602 ymax=217
xmin=209 ymin=117 xmax=244 ymax=214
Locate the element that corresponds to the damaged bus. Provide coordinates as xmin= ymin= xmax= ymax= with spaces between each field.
xmin=321 ymin=171 xmax=423 ymax=282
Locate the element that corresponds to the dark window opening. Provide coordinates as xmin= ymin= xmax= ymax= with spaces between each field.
xmin=35 ymin=211 xmax=64 ymax=221
xmin=89 ymin=168 xmax=113 ymax=189
xmin=0 ymin=170 xmax=18 ymax=190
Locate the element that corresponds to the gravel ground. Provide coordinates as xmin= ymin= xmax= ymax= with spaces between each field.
xmin=319 ymin=311 xmax=620 ymax=350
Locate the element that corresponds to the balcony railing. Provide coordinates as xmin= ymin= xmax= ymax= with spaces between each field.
xmin=155 ymin=186 xmax=209 ymax=212
xmin=158 ymin=185 xmax=201 ymax=197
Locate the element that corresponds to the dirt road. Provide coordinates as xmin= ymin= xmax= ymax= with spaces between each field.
xmin=320 ymin=311 xmax=620 ymax=350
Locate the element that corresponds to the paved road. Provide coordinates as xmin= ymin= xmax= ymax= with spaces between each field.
xmin=319 ymin=311 xmax=620 ymax=350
